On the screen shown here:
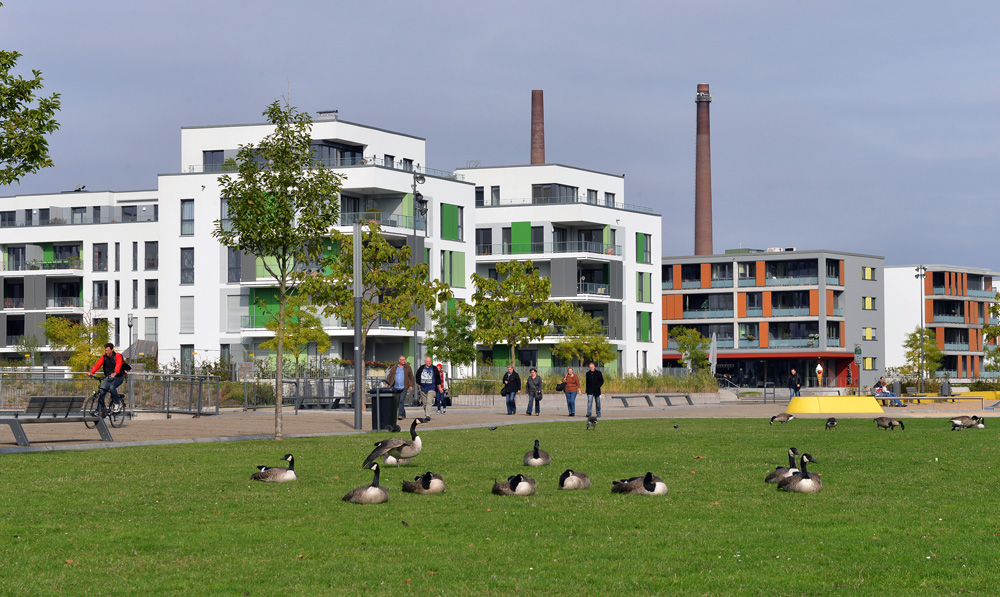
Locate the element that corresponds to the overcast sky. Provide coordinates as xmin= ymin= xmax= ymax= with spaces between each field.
xmin=3 ymin=1 xmax=998 ymax=269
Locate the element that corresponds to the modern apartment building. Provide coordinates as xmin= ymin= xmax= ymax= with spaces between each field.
xmin=455 ymin=164 xmax=662 ymax=374
xmin=884 ymin=265 xmax=999 ymax=381
xmin=661 ymin=248 xmax=885 ymax=388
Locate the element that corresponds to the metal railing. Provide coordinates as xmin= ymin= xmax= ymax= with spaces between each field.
xmin=3 ymin=297 xmax=24 ymax=308
xmin=0 ymin=210 xmax=157 ymax=229
xmin=47 ymin=296 xmax=83 ymax=308
xmin=477 ymin=195 xmax=654 ymax=214
xmin=764 ymin=276 xmax=819 ymax=286
xmin=2 ymin=258 xmax=84 ymax=272
xmin=578 ymin=282 xmax=610 ymax=295
xmin=682 ymin=309 xmax=734 ymax=319
xmin=476 ymin=241 xmax=621 ymax=257
xmin=339 ymin=211 xmax=422 ymax=230
xmin=188 ymin=156 xmax=464 ymax=181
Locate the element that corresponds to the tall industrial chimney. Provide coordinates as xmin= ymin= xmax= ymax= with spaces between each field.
xmin=531 ymin=90 xmax=545 ymax=164
xmin=694 ymin=83 xmax=713 ymax=255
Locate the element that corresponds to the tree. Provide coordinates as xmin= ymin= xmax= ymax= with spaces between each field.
xmin=423 ymin=304 xmax=478 ymax=371
xmin=469 ymin=260 xmax=571 ymax=363
xmin=43 ymin=316 xmax=109 ymax=372
xmin=1 ymin=17 xmax=62 ymax=185
xmin=980 ymin=293 xmax=1000 ymax=373
xmin=212 ymin=99 xmax=343 ymax=440
xmin=901 ymin=326 xmax=942 ymax=381
xmin=669 ymin=327 xmax=710 ymax=371
xmin=551 ymin=305 xmax=616 ymax=366
xmin=258 ymin=295 xmax=331 ymax=377
xmin=297 ymin=221 xmax=452 ymax=379
xmin=13 ymin=333 xmax=43 ymax=366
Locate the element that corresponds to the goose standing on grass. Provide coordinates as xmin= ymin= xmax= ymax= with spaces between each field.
xmin=492 ymin=474 xmax=537 ymax=496
xmin=825 ymin=417 xmax=838 ymax=430
xmin=586 ymin=415 xmax=598 ymax=430
xmin=770 ymin=413 xmax=795 ymax=425
xmin=950 ymin=415 xmax=983 ymax=431
xmin=362 ymin=419 xmax=422 ymax=468
xmin=250 ymin=453 xmax=296 ymax=482
xmin=765 ymin=447 xmax=801 ymax=484
xmin=777 ymin=453 xmax=822 ymax=493
xmin=611 ymin=472 xmax=668 ymax=495
xmin=401 ymin=471 xmax=446 ymax=494
xmin=523 ymin=439 xmax=552 ymax=466
xmin=874 ymin=416 xmax=904 ymax=431
xmin=558 ymin=469 xmax=591 ymax=490
xmin=343 ymin=462 xmax=389 ymax=504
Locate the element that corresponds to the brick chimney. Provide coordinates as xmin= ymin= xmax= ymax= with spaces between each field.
xmin=531 ymin=90 xmax=545 ymax=164
xmin=694 ymin=83 xmax=713 ymax=255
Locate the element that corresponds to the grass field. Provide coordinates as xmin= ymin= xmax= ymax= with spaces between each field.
xmin=1 ymin=417 xmax=996 ymax=595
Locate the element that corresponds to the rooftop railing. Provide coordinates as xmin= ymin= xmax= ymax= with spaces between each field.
xmin=479 ymin=195 xmax=654 ymax=214
xmin=0 ymin=210 xmax=157 ymax=229
xmin=2 ymin=258 xmax=84 ymax=272
xmin=189 ymin=156 xmax=464 ymax=181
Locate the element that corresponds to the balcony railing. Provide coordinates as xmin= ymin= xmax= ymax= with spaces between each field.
xmin=833 ymin=308 xmax=843 ymax=316
xmin=768 ymin=338 xmax=818 ymax=348
xmin=340 ymin=211 xmax=421 ymax=231
xmin=680 ymin=280 xmax=701 ymax=289
xmin=3 ymin=297 xmax=25 ymax=308
xmin=933 ymin=315 xmax=964 ymax=323
xmin=476 ymin=241 xmax=621 ymax=257
xmin=682 ymin=309 xmax=734 ymax=319
xmin=770 ymin=307 xmax=810 ymax=316
xmin=478 ymin=195 xmax=654 ymax=214
xmin=746 ymin=308 xmax=763 ymax=317
xmin=5 ymin=335 xmax=25 ymax=345
xmin=978 ymin=371 xmax=1000 ymax=379
xmin=932 ymin=287 xmax=946 ymax=295
xmin=2 ymin=258 xmax=84 ymax=272
xmin=943 ymin=343 xmax=969 ymax=351
xmin=47 ymin=296 xmax=82 ymax=308
xmin=826 ymin=338 xmax=841 ymax=347
xmin=710 ymin=278 xmax=733 ymax=288
xmin=765 ymin=276 xmax=819 ymax=286
xmin=825 ymin=276 xmax=841 ymax=286
xmin=0 ymin=210 xmax=156 ymax=228
xmin=546 ymin=324 xmax=608 ymax=337
xmin=738 ymin=278 xmax=757 ymax=287
xmin=969 ymin=289 xmax=996 ymax=298
xmin=715 ymin=339 xmax=735 ymax=348
xmin=933 ymin=370 xmax=958 ymax=378
xmin=740 ymin=339 xmax=759 ymax=348
xmin=991 ymin=317 xmax=1000 ymax=325
xmin=577 ymin=282 xmax=610 ymax=296
xmin=189 ymin=156 xmax=464 ymax=181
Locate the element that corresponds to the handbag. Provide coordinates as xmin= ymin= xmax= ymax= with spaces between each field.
xmin=556 ymin=382 xmax=566 ymax=392
xmin=444 ymin=395 xmax=452 ymax=407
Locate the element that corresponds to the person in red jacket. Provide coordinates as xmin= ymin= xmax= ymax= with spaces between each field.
xmin=89 ymin=343 xmax=126 ymax=416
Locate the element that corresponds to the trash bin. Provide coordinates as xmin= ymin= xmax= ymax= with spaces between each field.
xmin=941 ymin=380 xmax=951 ymax=397
xmin=892 ymin=380 xmax=902 ymax=396
xmin=369 ymin=386 xmax=398 ymax=432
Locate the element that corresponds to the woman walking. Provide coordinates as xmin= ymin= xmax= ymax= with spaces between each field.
xmin=501 ymin=365 xmax=521 ymax=415
xmin=525 ymin=367 xmax=543 ymax=416
xmin=562 ymin=367 xmax=580 ymax=416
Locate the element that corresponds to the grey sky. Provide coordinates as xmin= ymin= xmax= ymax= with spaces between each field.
xmin=3 ymin=1 xmax=998 ymax=269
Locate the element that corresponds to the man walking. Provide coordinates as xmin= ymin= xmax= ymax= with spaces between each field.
xmin=789 ymin=368 xmax=801 ymax=398
xmin=415 ymin=356 xmax=442 ymax=421
xmin=385 ymin=355 xmax=415 ymax=421
xmin=585 ymin=361 xmax=604 ymax=419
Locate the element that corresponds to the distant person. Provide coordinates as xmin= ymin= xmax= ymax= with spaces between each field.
xmin=562 ymin=367 xmax=581 ymax=416
xmin=435 ymin=363 xmax=448 ymax=415
xmin=789 ymin=368 xmax=801 ymax=398
xmin=88 ymin=343 xmax=127 ymax=416
xmin=525 ymin=367 xmax=543 ymax=416
xmin=585 ymin=361 xmax=604 ymax=419
xmin=875 ymin=375 xmax=904 ymax=407
xmin=385 ymin=355 xmax=414 ymax=421
xmin=816 ymin=362 xmax=824 ymax=387
xmin=415 ymin=356 xmax=442 ymax=421
xmin=501 ymin=365 xmax=521 ymax=415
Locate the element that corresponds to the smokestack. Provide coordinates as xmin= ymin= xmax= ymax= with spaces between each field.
xmin=531 ymin=90 xmax=545 ymax=164
xmin=694 ymin=83 xmax=713 ymax=255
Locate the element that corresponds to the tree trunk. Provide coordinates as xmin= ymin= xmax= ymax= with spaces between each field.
xmin=274 ymin=286 xmax=285 ymax=440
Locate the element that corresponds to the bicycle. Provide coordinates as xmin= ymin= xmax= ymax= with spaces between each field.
xmin=84 ymin=376 xmax=127 ymax=429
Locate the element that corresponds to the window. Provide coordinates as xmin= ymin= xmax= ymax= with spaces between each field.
xmin=180 ymin=199 xmax=194 ymax=235
xmin=114 ymin=317 xmax=120 ymax=347
xmin=637 ymin=272 xmax=652 ymax=302
xmin=145 ymin=317 xmax=158 ymax=342
xmin=132 ymin=280 xmax=138 ymax=309
xmin=93 ymin=281 xmax=108 ymax=309
xmin=145 ymin=279 xmax=158 ymax=309
xmin=114 ymin=280 xmax=120 ymax=309
xmin=636 ymin=233 xmax=652 ymax=264
xmin=145 ymin=241 xmax=158 ymax=270
xmin=862 ymin=327 xmax=877 ymax=341
xmin=181 ymin=345 xmax=194 ymax=375
xmin=531 ymin=226 xmax=543 ymax=253
xmin=384 ymin=154 xmax=395 ymax=168
xmin=24 ymin=209 xmax=32 ymax=226
xmin=862 ymin=296 xmax=876 ymax=310
xmin=93 ymin=243 xmax=108 ymax=272
xmin=475 ymin=229 xmax=493 ymax=255
xmin=439 ymin=250 xmax=466 ymax=288
xmin=72 ymin=207 xmax=86 ymax=224
xmin=180 ymin=248 xmax=195 ymax=284
xmin=220 ymin=344 xmax=231 ymax=364
xmin=587 ymin=189 xmax=598 ymax=204
xmin=475 ymin=187 xmax=484 ymax=207
xmin=180 ymin=296 xmax=194 ymax=333
xmin=862 ymin=266 xmax=876 ymax=281
xmin=532 ymin=184 xmax=578 ymax=204
xmin=605 ymin=192 xmax=615 ymax=207
xmin=401 ymin=158 xmax=413 ymax=172
xmin=114 ymin=242 xmax=120 ymax=271
xmin=38 ymin=208 xmax=49 ymax=225
xmin=636 ymin=311 xmax=652 ymax=342
xmin=456 ymin=206 xmax=464 ymax=241
xmin=93 ymin=206 xmax=102 ymax=223
xmin=227 ymin=247 xmax=242 ymax=283
xmin=440 ymin=204 xmax=463 ymax=241
xmin=132 ymin=242 xmax=138 ymax=271
xmin=863 ymin=357 xmax=876 ymax=371
xmin=122 ymin=206 xmax=137 ymax=222
xmin=203 ymin=150 xmax=224 ymax=171
xmin=491 ymin=186 xmax=500 ymax=206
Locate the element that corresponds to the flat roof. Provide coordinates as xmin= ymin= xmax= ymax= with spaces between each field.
xmin=455 ymin=162 xmax=626 ymax=180
xmin=181 ymin=118 xmax=425 ymax=141
xmin=662 ymin=249 xmax=885 ymax=261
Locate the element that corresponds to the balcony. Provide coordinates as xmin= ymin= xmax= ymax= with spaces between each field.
xmin=682 ymin=309 xmax=733 ymax=319
xmin=746 ymin=308 xmax=763 ymax=317
xmin=765 ymin=276 xmax=819 ymax=287
xmin=969 ymin=289 xmax=996 ymax=298
xmin=340 ymin=211 xmax=421 ymax=231
xmin=188 ymin=156 xmax=465 ymax=181
xmin=710 ymin=278 xmax=733 ymax=288
xmin=47 ymin=296 xmax=82 ymax=308
xmin=768 ymin=338 xmax=819 ymax=348
xmin=476 ymin=241 xmax=621 ymax=257
xmin=0 ymin=209 xmax=156 ymax=228
xmin=825 ymin=276 xmax=841 ymax=286
xmin=2 ymin=258 xmax=84 ymax=272
xmin=933 ymin=315 xmax=964 ymax=323
xmin=826 ymin=338 xmax=841 ymax=347
xmin=5 ymin=335 xmax=25 ymax=345
xmin=738 ymin=278 xmax=757 ymax=287
xmin=477 ymin=194 xmax=654 ymax=214
xmin=770 ymin=307 xmax=810 ymax=316
xmin=944 ymin=343 xmax=969 ymax=351
xmin=577 ymin=282 xmax=610 ymax=296
xmin=680 ymin=280 xmax=701 ymax=289
xmin=3 ymin=297 xmax=24 ymax=309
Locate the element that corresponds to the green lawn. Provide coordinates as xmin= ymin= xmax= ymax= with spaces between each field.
xmin=1 ymin=417 xmax=996 ymax=595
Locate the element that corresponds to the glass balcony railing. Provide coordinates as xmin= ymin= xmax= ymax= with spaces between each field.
xmin=478 ymin=195 xmax=654 ymax=214
xmin=826 ymin=338 xmax=841 ymax=347
xmin=5 ymin=335 xmax=25 ymax=345
xmin=710 ymin=278 xmax=733 ymax=288
xmin=47 ymin=296 xmax=82 ymax=308
xmin=934 ymin=315 xmax=964 ymax=323
xmin=740 ymin=339 xmax=759 ymax=348
xmin=770 ymin=307 xmax=810 ymax=316
xmin=746 ymin=308 xmax=763 ymax=317
xmin=933 ymin=370 xmax=958 ymax=378
xmin=3 ymin=258 xmax=84 ymax=272
xmin=682 ymin=309 xmax=734 ymax=319
xmin=943 ymin=343 xmax=969 ymax=351
xmin=833 ymin=308 xmax=843 ymax=316
xmin=189 ymin=156 xmax=465 ymax=181
xmin=969 ymin=289 xmax=996 ymax=298
xmin=339 ymin=211 xmax=422 ymax=231
xmin=476 ymin=241 xmax=621 ymax=257
xmin=680 ymin=280 xmax=701 ymax=289
xmin=825 ymin=276 xmax=841 ymax=286
xmin=666 ymin=340 xmax=678 ymax=350
xmin=3 ymin=297 xmax=24 ymax=308
xmin=768 ymin=338 xmax=818 ymax=348
xmin=738 ymin=278 xmax=757 ymax=287
xmin=715 ymin=339 xmax=735 ymax=348
xmin=765 ymin=276 xmax=818 ymax=286
xmin=577 ymin=282 xmax=610 ymax=296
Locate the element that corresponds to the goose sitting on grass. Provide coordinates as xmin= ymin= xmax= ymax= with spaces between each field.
xmin=558 ymin=469 xmax=591 ymax=490
xmin=250 ymin=453 xmax=296 ymax=483
xmin=950 ymin=415 xmax=984 ymax=431
xmin=362 ymin=419 xmax=422 ymax=468
xmin=765 ymin=447 xmax=800 ymax=484
xmin=523 ymin=439 xmax=551 ymax=466
xmin=492 ymin=474 xmax=537 ymax=496
xmin=611 ymin=472 xmax=668 ymax=495
xmin=777 ymin=453 xmax=822 ymax=493
xmin=401 ymin=471 xmax=446 ymax=494
xmin=343 ymin=462 xmax=389 ymax=504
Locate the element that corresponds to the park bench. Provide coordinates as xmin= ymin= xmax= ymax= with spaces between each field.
xmin=0 ymin=396 xmax=114 ymax=447
xmin=611 ymin=394 xmax=653 ymax=407
xmin=655 ymin=394 xmax=693 ymax=406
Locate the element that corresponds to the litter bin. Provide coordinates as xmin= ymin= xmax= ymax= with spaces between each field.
xmin=369 ymin=385 xmax=399 ymax=432
xmin=941 ymin=380 xmax=951 ymax=397
xmin=892 ymin=380 xmax=902 ymax=396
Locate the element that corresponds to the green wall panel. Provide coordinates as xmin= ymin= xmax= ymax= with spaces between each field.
xmin=511 ymin=222 xmax=531 ymax=254
xmin=441 ymin=203 xmax=460 ymax=241
xmin=452 ymin=251 xmax=465 ymax=287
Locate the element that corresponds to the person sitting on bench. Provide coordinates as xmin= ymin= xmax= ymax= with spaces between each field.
xmin=874 ymin=376 xmax=904 ymax=407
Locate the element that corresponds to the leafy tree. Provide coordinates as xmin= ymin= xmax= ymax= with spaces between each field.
xmin=469 ymin=260 xmax=571 ymax=363
xmin=979 ymin=293 xmax=1000 ymax=373
xmin=42 ymin=316 xmax=109 ymax=373
xmin=901 ymin=326 xmax=942 ymax=381
xmin=423 ymin=303 xmax=478 ymax=370
xmin=551 ymin=305 xmax=616 ymax=366
xmin=212 ymin=99 xmax=343 ymax=440
xmin=669 ymin=326 xmax=709 ymax=371
xmin=0 ymin=13 xmax=62 ymax=186
xmin=297 ymin=221 xmax=452 ymax=379
xmin=258 ymin=294 xmax=331 ymax=377
xmin=13 ymin=333 xmax=43 ymax=366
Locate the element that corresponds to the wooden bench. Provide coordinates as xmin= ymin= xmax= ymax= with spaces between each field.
xmin=611 ymin=394 xmax=653 ymax=407
xmin=0 ymin=396 xmax=114 ymax=447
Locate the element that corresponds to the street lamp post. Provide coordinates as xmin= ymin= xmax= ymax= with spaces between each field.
xmin=127 ymin=313 xmax=134 ymax=353
xmin=411 ymin=172 xmax=428 ymax=366
xmin=915 ymin=266 xmax=927 ymax=393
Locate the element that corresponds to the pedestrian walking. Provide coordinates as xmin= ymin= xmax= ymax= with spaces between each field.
xmin=525 ymin=367 xmax=543 ymax=416
xmin=501 ymin=365 xmax=521 ymax=415
xmin=385 ymin=355 xmax=415 ymax=420
xmin=561 ymin=367 xmax=580 ymax=416
xmin=585 ymin=362 xmax=604 ymax=419
xmin=415 ymin=356 xmax=442 ymax=421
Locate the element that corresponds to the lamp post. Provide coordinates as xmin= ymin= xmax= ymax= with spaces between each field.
xmin=411 ymin=172 xmax=428 ymax=366
xmin=915 ymin=266 xmax=927 ymax=393
xmin=127 ymin=313 xmax=134 ymax=353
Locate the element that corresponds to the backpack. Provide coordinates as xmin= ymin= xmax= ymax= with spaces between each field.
xmin=118 ymin=353 xmax=132 ymax=374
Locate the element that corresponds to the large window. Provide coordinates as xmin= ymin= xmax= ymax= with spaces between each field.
xmin=93 ymin=243 xmax=108 ymax=272
xmin=145 ymin=279 xmax=158 ymax=309
xmin=114 ymin=242 xmax=120 ymax=271
xmin=636 ymin=233 xmax=652 ymax=264
xmin=227 ymin=247 xmax=242 ymax=283
xmin=93 ymin=281 xmax=108 ymax=309
xmin=145 ymin=317 xmax=158 ymax=341
xmin=203 ymin=150 xmax=224 ymax=171
xmin=475 ymin=186 xmax=484 ymax=207
xmin=180 ymin=248 xmax=195 ymax=284
xmin=605 ymin=192 xmax=616 ymax=207
xmin=122 ymin=206 xmax=137 ymax=222
xmin=180 ymin=199 xmax=194 ymax=235
xmin=490 ymin=186 xmax=500 ymax=206
xmin=145 ymin=241 xmax=158 ymax=270
xmin=180 ymin=296 xmax=194 ymax=333
xmin=532 ymin=184 xmax=578 ymax=205
xmin=0 ymin=211 xmax=15 ymax=227
xmin=72 ymin=207 xmax=86 ymax=224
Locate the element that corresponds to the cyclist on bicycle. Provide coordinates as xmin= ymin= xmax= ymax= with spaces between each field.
xmin=88 ymin=342 xmax=127 ymax=416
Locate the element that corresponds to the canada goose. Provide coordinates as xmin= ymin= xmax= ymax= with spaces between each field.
xmin=586 ymin=415 xmax=598 ymax=430
xmin=383 ymin=454 xmax=411 ymax=466
xmin=250 ymin=453 xmax=296 ymax=482
xmin=770 ymin=413 xmax=795 ymax=425
xmin=558 ymin=469 xmax=591 ymax=490
xmin=492 ymin=474 xmax=537 ymax=496
xmin=874 ymin=416 xmax=904 ymax=431
xmin=764 ymin=447 xmax=801 ymax=483
xmin=611 ymin=472 xmax=668 ymax=495
xmin=825 ymin=417 xmax=838 ymax=430
xmin=362 ymin=419 xmax=422 ymax=468
xmin=343 ymin=462 xmax=389 ymax=504
xmin=777 ymin=453 xmax=822 ymax=493
xmin=523 ymin=439 xmax=552 ymax=466
xmin=974 ymin=418 xmax=986 ymax=428
xmin=401 ymin=471 xmax=446 ymax=494
xmin=950 ymin=415 xmax=983 ymax=431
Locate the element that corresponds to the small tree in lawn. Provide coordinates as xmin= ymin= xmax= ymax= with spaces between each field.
xmin=297 ymin=221 xmax=452 ymax=381
xmin=14 ymin=333 xmax=43 ymax=367
xmin=669 ymin=326 xmax=710 ymax=371
xmin=902 ymin=326 xmax=943 ymax=381
xmin=983 ymin=293 xmax=1000 ymax=372
xmin=423 ymin=303 xmax=478 ymax=373
xmin=551 ymin=305 xmax=616 ymax=367
xmin=43 ymin=316 xmax=110 ymax=373
xmin=258 ymin=294 xmax=331 ymax=378
xmin=469 ymin=260 xmax=570 ymax=364
xmin=212 ymin=99 xmax=342 ymax=440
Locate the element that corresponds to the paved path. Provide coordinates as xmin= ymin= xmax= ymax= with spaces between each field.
xmin=1 ymin=399 xmax=990 ymax=453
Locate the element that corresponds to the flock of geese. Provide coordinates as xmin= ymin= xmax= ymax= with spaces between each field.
xmin=249 ymin=417 xmax=667 ymax=503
